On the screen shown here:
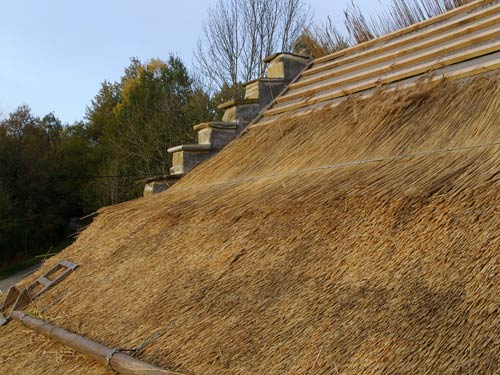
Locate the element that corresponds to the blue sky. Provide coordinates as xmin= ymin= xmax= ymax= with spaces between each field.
xmin=0 ymin=0 xmax=378 ymax=123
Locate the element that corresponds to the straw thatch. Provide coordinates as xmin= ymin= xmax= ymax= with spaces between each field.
xmin=0 ymin=76 xmax=499 ymax=374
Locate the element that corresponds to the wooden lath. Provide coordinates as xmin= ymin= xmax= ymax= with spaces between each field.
xmin=249 ymin=56 xmax=500 ymax=129
xmin=256 ymin=0 xmax=500 ymax=122
xmin=312 ymin=0 xmax=497 ymax=66
xmin=295 ymin=9 xmax=500 ymax=88
xmin=279 ymin=28 xmax=500 ymax=103
xmin=265 ymin=41 xmax=500 ymax=117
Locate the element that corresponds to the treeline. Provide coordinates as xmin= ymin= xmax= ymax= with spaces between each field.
xmin=0 ymin=108 xmax=81 ymax=263
xmin=0 ymin=56 xmax=214 ymax=265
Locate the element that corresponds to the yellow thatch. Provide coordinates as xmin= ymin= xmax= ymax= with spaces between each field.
xmin=0 ymin=76 xmax=499 ymax=374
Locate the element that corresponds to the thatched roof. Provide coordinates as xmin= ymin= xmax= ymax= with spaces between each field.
xmin=1 ymin=74 xmax=499 ymax=374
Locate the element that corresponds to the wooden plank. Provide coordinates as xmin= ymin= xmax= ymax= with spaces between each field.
xmin=306 ymin=2 xmax=500 ymax=77
xmin=51 ymin=269 xmax=72 ymax=283
xmin=38 ymin=276 xmax=52 ymax=287
xmin=264 ymin=42 xmax=500 ymax=117
xmin=59 ymin=259 xmax=78 ymax=270
xmin=11 ymin=289 xmax=31 ymax=311
xmin=312 ymin=0 xmax=497 ymax=66
xmin=295 ymin=12 xmax=500 ymax=89
xmin=279 ymin=28 xmax=500 ymax=103
xmin=11 ymin=311 xmax=169 ymax=375
xmin=255 ymin=57 xmax=500 ymax=125
xmin=0 ymin=285 xmax=21 ymax=311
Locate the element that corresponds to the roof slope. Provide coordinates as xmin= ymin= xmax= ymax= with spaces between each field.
xmin=1 ymin=74 xmax=499 ymax=374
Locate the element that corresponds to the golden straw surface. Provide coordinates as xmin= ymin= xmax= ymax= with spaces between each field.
xmin=0 ymin=76 xmax=499 ymax=375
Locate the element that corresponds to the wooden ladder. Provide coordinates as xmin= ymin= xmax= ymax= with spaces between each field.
xmin=0 ymin=259 xmax=78 ymax=325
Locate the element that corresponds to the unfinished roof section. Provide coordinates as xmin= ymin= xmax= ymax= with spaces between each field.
xmin=253 ymin=0 xmax=500 ymax=127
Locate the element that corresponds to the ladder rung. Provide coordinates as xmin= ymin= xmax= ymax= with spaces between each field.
xmin=59 ymin=260 xmax=78 ymax=270
xmin=38 ymin=277 xmax=52 ymax=287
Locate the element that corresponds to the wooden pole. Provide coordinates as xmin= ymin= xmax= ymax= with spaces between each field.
xmin=11 ymin=311 xmax=172 ymax=375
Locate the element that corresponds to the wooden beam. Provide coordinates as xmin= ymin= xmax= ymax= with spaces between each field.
xmin=265 ymin=41 xmax=500 ymax=116
xmin=10 ymin=311 xmax=171 ymax=375
xmin=279 ymin=28 xmax=500 ymax=103
xmin=295 ymin=13 xmax=500 ymax=89
xmin=312 ymin=0 xmax=497 ymax=66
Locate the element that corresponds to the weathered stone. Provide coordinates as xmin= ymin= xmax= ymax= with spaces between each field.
xmin=195 ymin=122 xmax=239 ymax=149
xmin=222 ymin=103 xmax=260 ymax=122
xmin=164 ymin=49 xmax=310 ymax=180
xmin=265 ymin=53 xmax=310 ymax=82
xmin=168 ymin=144 xmax=213 ymax=176
xmin=245 ymin=78 xmax=287 ymax=107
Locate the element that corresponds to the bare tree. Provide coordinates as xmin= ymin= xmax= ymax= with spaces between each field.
xmin=195 ymin=0 xmax=312 ymax=91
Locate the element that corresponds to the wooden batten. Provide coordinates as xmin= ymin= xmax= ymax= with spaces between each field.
xmin=278 ymin=29 xmax=500 ymax=103
xmin=253 ymin=57 xmax=500 ymax=127
xmin=246 ymin=0 xmax=500 ymax=124
xmin=295 ymin=11 xmax=500 ymax=88
xmin=264 ymin=40 xmax=500 ymax=116
xmin=311 ymin=0 xmax=497 ymax=66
